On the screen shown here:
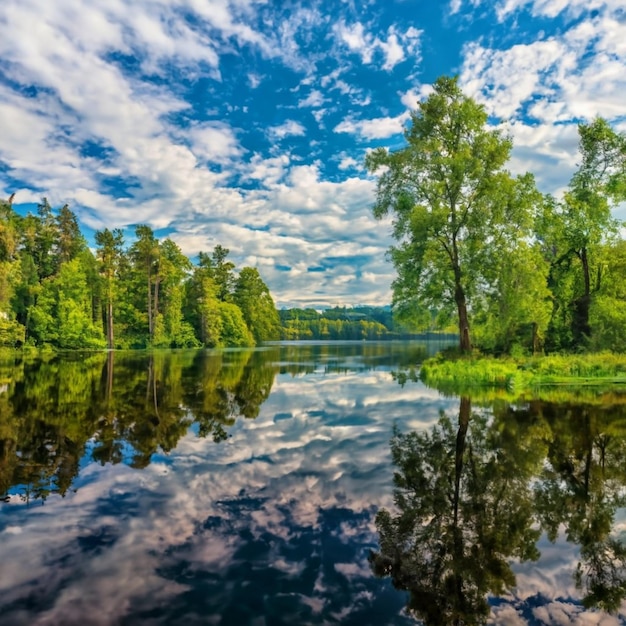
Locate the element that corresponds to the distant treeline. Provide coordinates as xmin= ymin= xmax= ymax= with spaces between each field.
xmin=0 ymin=197 xmax=281 ymax=349
xmin=279 ymin=306 xmax=454 ymax=341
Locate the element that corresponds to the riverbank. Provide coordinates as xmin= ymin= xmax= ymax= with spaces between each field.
xmin=419 ymin=351 xmax=626 ymax=395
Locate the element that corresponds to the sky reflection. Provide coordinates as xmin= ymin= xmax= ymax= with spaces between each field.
xmin=1 ymin=345 xmax=625 ymax=625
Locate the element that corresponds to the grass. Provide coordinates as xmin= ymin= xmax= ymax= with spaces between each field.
xmin=419 ymin=350 xmax=626 ymax=399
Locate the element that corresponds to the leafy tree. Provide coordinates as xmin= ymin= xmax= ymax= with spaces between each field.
xmin=211 ymin=245 xmax=236 ymax=302
xmin=218 ymin=301 xmax=254 ymax=347
xmin=129 ymin=225 xmax=159 ymax=342
xmin=55 ymin=204 xmax=86 ymax=267
xmin=541 ymin=118 xmax=626 ymax=349
xmin=473 ymin=241 xmax=552 ymax=354
xmin=589 ymin=240 xmax=626 ymax=352
xmin=153 ymin=238 xmax=197 ymax=347
xmin=233 ymin=267 xmax=280 ymax=343
xmin=33 ymin=198 xmax=58 ymax=280
xmin=366 ymin=76 xmax=539 ymax=352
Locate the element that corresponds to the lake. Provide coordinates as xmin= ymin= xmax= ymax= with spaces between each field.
xmin=1 ymin=342 xmax=626 ymax=625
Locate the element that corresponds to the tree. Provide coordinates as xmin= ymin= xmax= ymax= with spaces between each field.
xmin=95 ymin=228 xmax=125 ymax=349
xmin=233 ymin=267 xmax=280 ymax=343
xmin=55 ymin=204 xmax=86 ymax=267
xmin=366 ymin=75 xmax=539 ymax=352
xmin=211 ymin=245 xmax=236 ymax=302
xmin=130 ymin=225 xmax=159 ymax=342
xmin=589 ymin=240 xmax=626 ymax=352
xmin=542 ymin=118 xmax=626 ymax=349
xmin=218 ymin=301 xmax=254 ymax=347
xmin=153 ymin=238 xmax=196 ymax=347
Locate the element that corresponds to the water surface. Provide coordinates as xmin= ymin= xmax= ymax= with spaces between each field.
xmin=1 ymin=343 xmax=626 ymax=625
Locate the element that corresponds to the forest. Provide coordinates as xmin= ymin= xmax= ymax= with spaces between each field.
xmin=0 ymin=198 xmax=281 ymax=349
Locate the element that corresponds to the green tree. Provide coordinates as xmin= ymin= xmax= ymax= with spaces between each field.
xmin=153 ymin=238 xmax=197 ymax=347
xmin=589 ymin=240 xmax=626 ymax=351
xmin=541 ymin=118 xmax=626 ymax=349
xmin=474 ymin=241 xmax=552 ymax=354
xmin=55 ymin=204 xmax=86 ymax=267
xmin=366 ymin=75 xmax=539 ymax=352
xmin=218 ymin=301 xmax=254 ymax=347
xmin=129 ymin=225 xmax=159 ymax=342
xmin=233 ymin=267 xmax=280 ymax=343
xmin=95 ymin=228 xmax=125 ymax=349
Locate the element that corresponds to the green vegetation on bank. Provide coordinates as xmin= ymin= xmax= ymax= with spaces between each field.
xmin=0 ymin=198 xmax=280 ymax=349
xmin=418 ymin=351 xmax=626 ymax=400
xmin=279 ymin=305 xmax=456 ymax=340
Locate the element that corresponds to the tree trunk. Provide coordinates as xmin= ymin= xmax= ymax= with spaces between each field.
xmin=454 ymin=277 xmax=472 ymax=352
xmin=147 ymin=264 xmax=153 ymax=339
xmin=107 ymin=296 xmax=114 ymax=350
xmin=571 ymin=247 xmax=592 ymax=346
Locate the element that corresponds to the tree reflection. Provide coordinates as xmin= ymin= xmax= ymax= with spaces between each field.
xmin=370 ymin=397 xmax=540 ymax=625
xmin=0 ymin=349 xmax=278 ymax=502
xmin=531 ymin=401 xmax=626 ymax=611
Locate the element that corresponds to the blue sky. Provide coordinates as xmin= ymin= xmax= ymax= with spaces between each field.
xmin=0 ymin=0 xmax=625 ymax=308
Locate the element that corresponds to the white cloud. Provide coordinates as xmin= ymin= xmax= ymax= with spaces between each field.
xmin=333 ymin=21 xmax=422 ymax=72
xmin=187 ymin=122 xmax=242 ymax=162
xmin=268 ymin=120 xmax=307 ymax=140
xmin=298 ymin=89 xmax=327 ymax=108
xmin=338 ymin=156 xmax=360 ymax=170
xmin=334 ymin=112 xmax=409 ymax=140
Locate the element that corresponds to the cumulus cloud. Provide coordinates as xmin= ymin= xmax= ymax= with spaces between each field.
xmin=334 ymin=112 xmax=410 ymax=140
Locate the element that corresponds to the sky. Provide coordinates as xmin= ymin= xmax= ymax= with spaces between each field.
xmin=0 ymin=0 xmax=625 ymax=309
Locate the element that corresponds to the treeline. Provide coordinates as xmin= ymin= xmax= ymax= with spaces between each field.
xmin=279 ymin=305 xmax=452 ymax=340
xmin=0 ymin=198 xmax=281 ymax=349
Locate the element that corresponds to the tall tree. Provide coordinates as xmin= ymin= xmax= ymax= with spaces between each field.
xmin=55 ymin=204 xmax=86 ymax=267
xmin=130 ymin=225 xmax=159 ymax=342
xmin=366 ymin=76 xmax=538 ymax=352
xmin=33 ymin=198 xmax=58 ymax=280
xmin=211 ymin=245 xmax=236 ymax=302
xmin=95 ymin=228 xmax=125 ymax=349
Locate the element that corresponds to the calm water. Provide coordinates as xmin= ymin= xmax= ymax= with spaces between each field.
xmin=1 ymin=342 xmax=626 ymax=625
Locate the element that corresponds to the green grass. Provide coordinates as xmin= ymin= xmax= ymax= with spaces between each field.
xmin=419 ymin=351 xmax=626 ymax=399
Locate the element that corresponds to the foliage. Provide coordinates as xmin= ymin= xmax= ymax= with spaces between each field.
xmin=419 ymin=352 xmax=626 ymax=399
xmin=0 ymin=200 xmax=279 ymax=350
xmin=367 ymin=75 xmax=542 ymax=353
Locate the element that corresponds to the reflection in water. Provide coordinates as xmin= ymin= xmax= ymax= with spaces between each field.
xmin=516 ymin=401 xmax=626 ymax=611
xmin=2 ymin=344 xmax=626 ymax=625
xmin=372 ymin=394 xmax=626 ymax=624
xmin=0 ymin=348 xmax=281 ymax=501
xmin=370 ymin=397 xmax=540 ymax=625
